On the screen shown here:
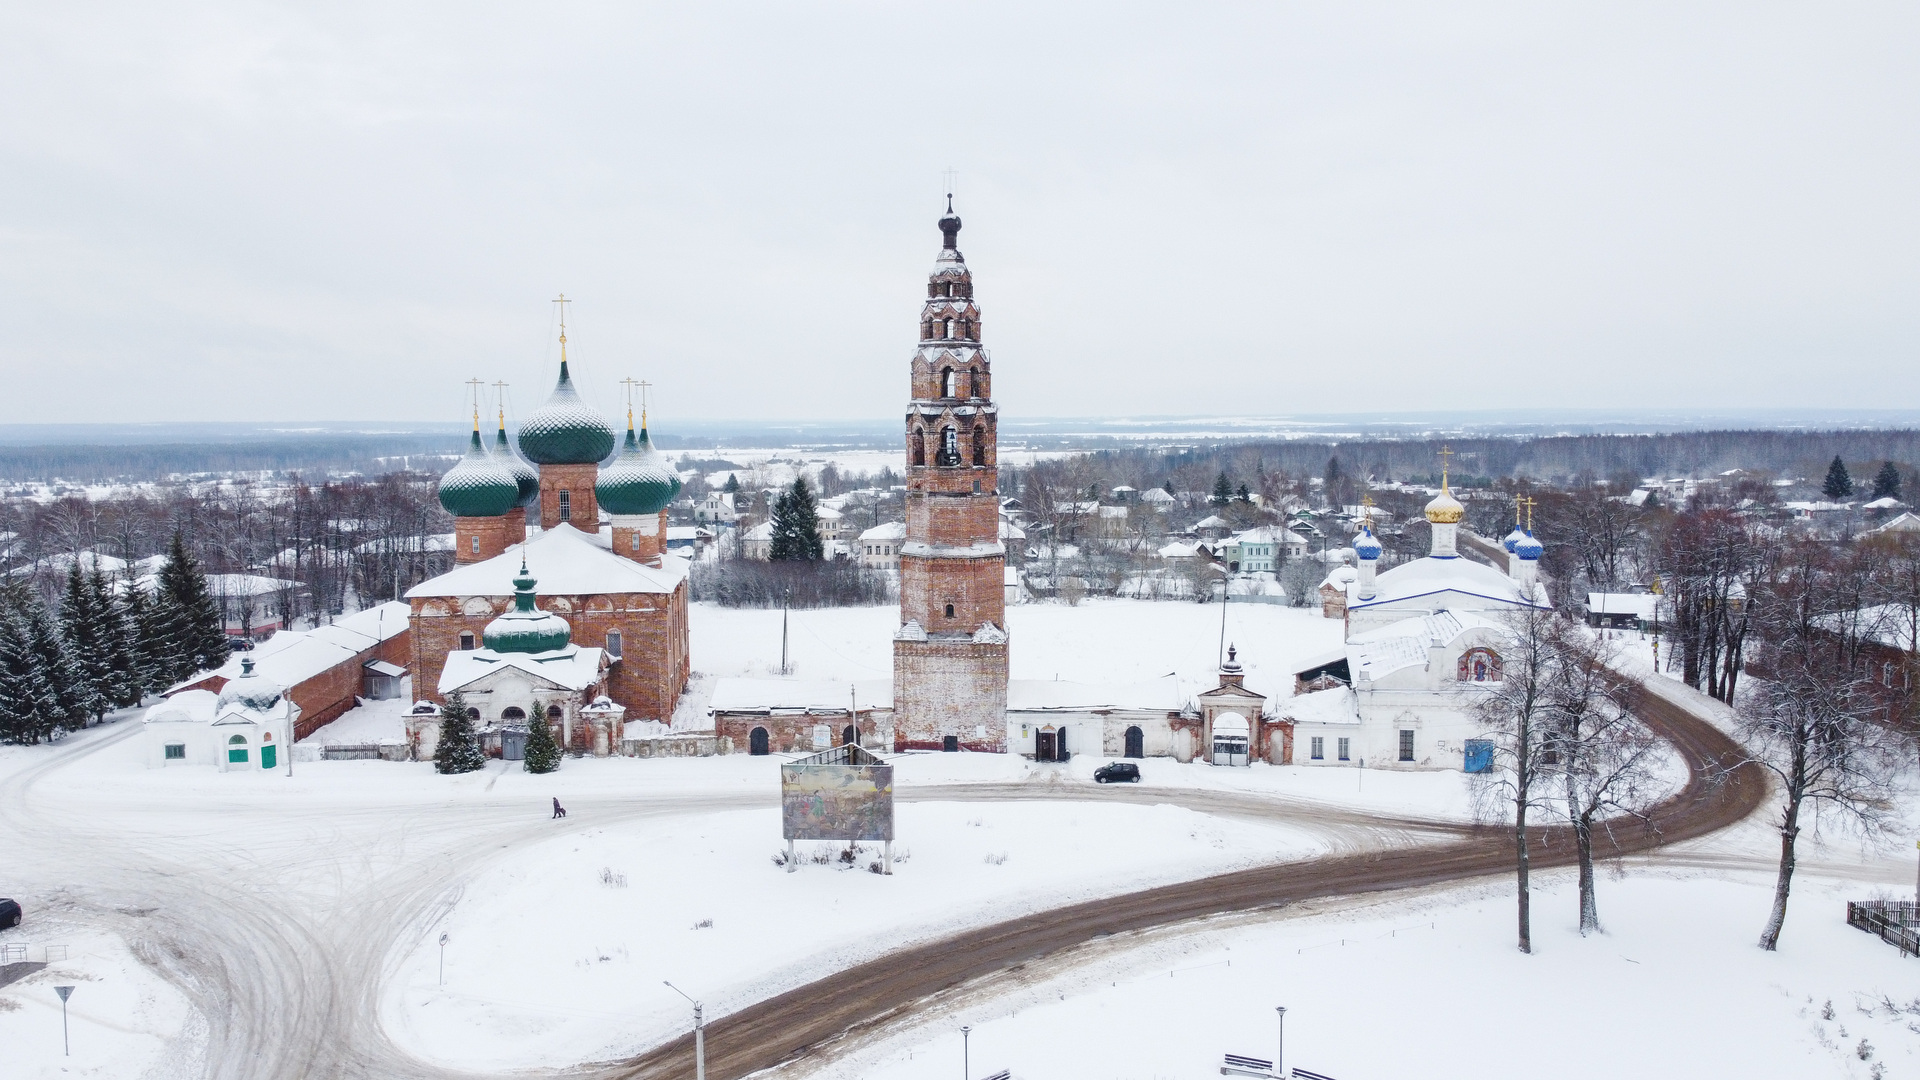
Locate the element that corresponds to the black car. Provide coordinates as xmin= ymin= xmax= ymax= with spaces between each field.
xmin=1093 ymin=761 xmax=1141 ymax=783
xmin=0 ymin=898 xmax=19 ymax=929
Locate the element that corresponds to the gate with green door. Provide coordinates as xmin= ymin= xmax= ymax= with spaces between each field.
xmin=261 ymin=744 xmax=277 ymax=769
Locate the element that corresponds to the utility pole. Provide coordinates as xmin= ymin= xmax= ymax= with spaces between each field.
xmin=666 ymin=981 xmax=705 ymax=1080
xmin=56 ymin=985 xmax=74 ymax=1056
xmin=781 ymin=588 xmax=791 ymax=675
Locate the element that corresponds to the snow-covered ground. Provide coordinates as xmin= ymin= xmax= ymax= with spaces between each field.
xmin=805 ymin=866 xmax=1920 ymax=1080
xmin=0 ymin=915 xmax=201 ymax=1080
xmin=382 ymin=800 xmax=1326 ymax=1070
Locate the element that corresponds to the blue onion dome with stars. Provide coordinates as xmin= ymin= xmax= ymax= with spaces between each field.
xmin=495 ymin=416 xmax=540 ymax=509
xmin=1514 ymin=531 xmax=1544 ymax=562
xmin=438 ymin=425 xmax=520 ymax=518
xmin=597 ymin=410 xmax=682 ymax=516
xmin=1354 ymin=526 xmax=1383 ymax=561
xmin=483 ymin=559 xmax=572 ymax=654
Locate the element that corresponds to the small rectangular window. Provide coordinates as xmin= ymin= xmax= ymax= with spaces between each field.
xmin=1337 ymin=737 xmax=1350 ymax=761
xmin=1399 ymin=729 xmax=1415 ymax=762
xmin=471 ymin=535 xmax=480 ymax=553
xmin=606 ymin=629 xmax=623 ymax=659
xmin=164 ymin=743 xmax=186 ymax=760
xmin=558 ymin=490 xmax=572 ymax=521
xmin=1309 ymin=736 xmax=1324 ymax=760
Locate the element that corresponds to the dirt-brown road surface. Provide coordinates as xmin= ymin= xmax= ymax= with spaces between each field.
xmin=606 ymin=681 xmax=1763 ymax=1080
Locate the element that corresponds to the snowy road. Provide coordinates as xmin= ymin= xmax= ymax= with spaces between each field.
xmin=0 ymin=719 xmax=1452 ymax=1079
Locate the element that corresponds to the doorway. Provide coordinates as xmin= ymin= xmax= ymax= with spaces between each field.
xmin=943 ymin=735 xmax=959 ymax=752
xmin=1035 ymin=729 xmax=1055 ymax=761
xmin=227 ymin=735 xmax=248 ymax=764
xmin=260 ymin=743 xmax=277 ymax=770
xmin=1124 ymin=726 xmax=1144 ymax=759
xmin=842 ymin=725 xmax=856 ymax=747
xmin=750 ymin=727 xmax=770 ymax=755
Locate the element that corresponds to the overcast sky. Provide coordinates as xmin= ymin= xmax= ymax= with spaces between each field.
xmin=1 ymin=3 xmax=1914 ymax=427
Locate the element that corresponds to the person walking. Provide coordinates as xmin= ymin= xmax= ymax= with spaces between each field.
xmin=552 ymin=797 xmax=566 ymax=819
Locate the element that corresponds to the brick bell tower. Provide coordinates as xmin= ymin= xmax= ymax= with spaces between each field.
xmin=892 ymin=199 xmax=1009 ymax=752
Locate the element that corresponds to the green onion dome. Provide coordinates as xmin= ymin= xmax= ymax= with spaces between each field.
xmin=495 ymin=422 xmax=541 ymax=509
xmin=438 ymin=428 xmax=520 ymax=518
xmin=517 ymin=360 xmax=616 ymax=465
xmin=483 ymin=560 xmax=572 ymax=654
xmin=597 ymin=420 xmax=682 ymax=516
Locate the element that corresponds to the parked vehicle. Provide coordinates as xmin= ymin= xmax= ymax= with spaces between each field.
xmin=0 ymin=898 xmax=20 ymax=929
xmin=1093 ymin=761 xmax=1141 ymax=784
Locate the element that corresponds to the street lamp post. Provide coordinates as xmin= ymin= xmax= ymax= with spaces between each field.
xmin=961 ymin=1024 xmax=971 ymax=1080
xmin=666 ymin=981 xmax=706 ymax=1080
xmin=1275 ymin=1006 xmax=1286 ymax=1078
xmin=438 ymin=932 xmax=448 ymax=986
xmin=55 ymin=985 xmax=74 ymax=1056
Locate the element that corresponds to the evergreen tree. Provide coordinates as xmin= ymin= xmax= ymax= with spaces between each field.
xmin=59 ymin=565 xmax=115 ymax=722
xmin=158 ymin=531 xmax=230 ymax=676
xmin=95 ymin=571 xmax=146 ymax=707
xmin=0 ymin=614 xmax=46 ymax=744
xmin=1871 ymin=460 xmax=1902 ymax=501
xmin=1822 ymin=456 xmax=1854 ymax=500
xmin=522 ymin=707 xmax=560 ymax=773
xmin=25 ymin=601 xmax=91 ymax=730
xmin=1211 ymin=472 xmax=1232 ymax=505
xmin=1236 ymin=483 xmax=1252 ymax=503
xmin=723 ymin=473 xmax=740 ymax=493
xmin=769 ymin=477 xmax=825 ymax=561
xmin=125 ymin=583 xmax=184 ymax=692
xmin=434 ymin=692 xmax=486 ymax=774
xmin=1163 ymin=479 xmax=1175 ymax=497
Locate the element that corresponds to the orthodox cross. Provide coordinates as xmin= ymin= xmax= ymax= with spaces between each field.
xmin=553 ymin=293 xmax=570 ymax=350
xmin=1360 ymin=493 xmax=1375 ymax=529
xmin=1520 ymin=495 xmax=1538 ymax=531
xmin=620 ymin=377 xmax=651 ymax=427
xmin=464 ymin=378 xmax=486 ymax=429
xmin=942 ymin=167 xmax=958 ymax=208
xmin=1437 ymin=444 xmax=1453 ymax=486
xmin=492 ymin=380 xmax=510 ymax=427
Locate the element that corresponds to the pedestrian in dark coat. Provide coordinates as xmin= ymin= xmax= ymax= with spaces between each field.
xmin=552 ymin=797 xmax=566 ymax=819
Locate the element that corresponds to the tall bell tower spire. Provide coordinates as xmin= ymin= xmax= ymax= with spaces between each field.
xmin=892 ymin=199 xmax=1008 ymax=752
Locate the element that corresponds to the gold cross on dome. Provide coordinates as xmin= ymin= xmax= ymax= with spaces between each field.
xmin=492 ymin=380 xmax=509 ymax=425
xmin=1438 ymin=444 xmax=1454 ymax=488
xmin=465 ymin=378 xmax=485 ymax=429
xmin=553 ymin=293 xmax=570 ymax=348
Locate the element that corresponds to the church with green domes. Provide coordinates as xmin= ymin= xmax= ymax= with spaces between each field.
xmin=406 ymin=308 xmax=690 ymax=757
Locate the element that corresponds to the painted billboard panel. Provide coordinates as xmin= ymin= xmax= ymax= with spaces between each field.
xmin=781 ymin=763 xmax=895 ymax=841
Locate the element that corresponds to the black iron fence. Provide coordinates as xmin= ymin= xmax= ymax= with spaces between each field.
xmin=1847 ymin=900 xmax=1919 ymax=957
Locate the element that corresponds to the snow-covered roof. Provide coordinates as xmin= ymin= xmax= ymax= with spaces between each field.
xmin=1587 ymin=592 xmax=1659 ymax=620
xmin=1349 ymin=555 xmax=1547 ymax=612
xmin=999 ymin=519 xmax=1026 ymax=541
xmin=405 ymin=524 xmax=690 ymax=598
xmin=145 ymin=689 xmax=218 ymax=725
xmin=1347 ymin=611 xmax=1508 ymax=682
xmin=440 ymin=646 xmax=606 ymax=694
xmin=1872 ymin=512 xmax=1920 ymax=534
xmin=166 ymin=601 xmax=410 ymax=694
xmin=1194 ymin=515 xmax=1230 ymax=529
xmin=1008 ymin=678 xmax=1188 ymax=713
xmin=860 ymin=521 xmax=908 ymax=542
xmin=742 ymin=521 xmax=774 ymax=541
xmin=1864 ymin=497 xmax=1907 ymax=510
xmin=1320 ymin=565 xmax=1357 ymax=589
xmin=1159 ymin=541 xmax=1200 ymax=558
xmin=1140 ymin=488 xmax=1174 ymax=503
xmin=709 ymin=677 xmax=892 ymax=713
xmin=1284 ymin=685 xmax=1360 ymax=726
xmin=7 ymin=550 xmax=127 ymax=578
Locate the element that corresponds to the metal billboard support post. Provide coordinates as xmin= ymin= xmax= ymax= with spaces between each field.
xmin=1275 ymin=1006 xmax=1285 ymax=1078
xmin=666 ymin=981 xmax=705 ymax=1080
xmin=56 ymin=985 xmax=74 ymax=1056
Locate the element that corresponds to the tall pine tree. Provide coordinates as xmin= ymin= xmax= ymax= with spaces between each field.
xmin=1822 ymin=455 xmax=1854 ymax=500
xmin=158 ymin=532 xmax=230 ymax=677
xmin=434 ymin=692 xmax=486 ymax=774
xmin=1211 ymin=472 xmax=1232 ymax=505
xmin=1871 ymin=460 xmax=1902 ymax=501
xmin=95 ymin=570 xmax=146 ymax=707
xmin=124 ymin=583 xmax=182 ymax=692
xmin=769 ymin=477 xmax=825 ymax=561
xmin=0 ymin=613 xmax=49 ymax=744
xmin=25 ymin=601 xmax=91 ymax=730
xmin=59 ymin=565 xmax=116 ymax=722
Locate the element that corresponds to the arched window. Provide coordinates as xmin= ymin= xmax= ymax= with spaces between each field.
xmin=972 ymin=425 xmax=987 ymax=466
xmin=459 ymin=631 xmax=475 ymax=650
xmin=944 ymin=603 xmax=955 ymax=618
xmin=969 ymin=368 xmax=982 ymax=397
xmin=467 ymin=707 xmax=480 ymax=720
xmin=228 ymin=734 xmax=247 ymax=744
xmin=606 ymin=629 xmax=623 ymax=658
xmin=750 ymin=727 xmax=770 ymax=755
xmin=911 ymin=428 xmax=926 ymax=467
xmin=943 ymin=318 xmax=954 ymax=339
xmin=547 ymin=705 xmax=563 ymax=720
xmin=921 ymin=319 xmax=933 ymax=339
xmin=942 ymin=368 xmax=956 ymax=397
xmin=501 ymin=707 xmax=526 ymax=722
xmin=1457 ymin=647 xmax=1504 ymax=683
xmin=939 ymin=427 xmax=959 ymax=465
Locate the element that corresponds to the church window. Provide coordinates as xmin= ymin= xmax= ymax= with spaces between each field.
xmin=1337 ymin=737 xmax=1350 ymax=761
xmin=942 ymin=368 xmax=956 ymax=397
xmin=164 ymin=743 xmax=185 ymax=760
xmin=470 ymin=535 xmax=480 ymax=554
xmin=501 ymin=707 xmax=526 ymax=722
xmin=969 ymin=368 xmax=982 ymax=397
xmin=606 ymin=629 xmax=623 ymax=658
xmin=972 ymin=425 xmax=986 ymax=466
xmin=631 ymin=533 xmax=640 ymax=552
xmin=944 ymin=603 xmax=955 ymax=618
xmin=467 ymin=707 xmax=480 ymax=721
xmin=921 ymin=319 xmax=933 ymax=339
xmin=558 ymin=490 xmax=572 ymax=522
xmin=939 ymin=427 xmax=959 ymax=466
xmin=1398 ymin=729 xmax=1415 ymax=762
xmin=1457 ymin=647 xmax=1503 ymax=682
xmin=911 ymin=428 xmax=926 ymax=467
xmin=548 ymin=705 xmax=563 ymax=720
xmin=1309 ymin=736 xmax=1324 ymax=760
xmin=944 ymin=318 xmax=954 ymax=339
xmin=459 ymin=631 xmax=475 ymax=650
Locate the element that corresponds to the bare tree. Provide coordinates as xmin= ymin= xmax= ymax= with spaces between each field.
xmin=1472 ymin=604 xmax=1563 ymax=954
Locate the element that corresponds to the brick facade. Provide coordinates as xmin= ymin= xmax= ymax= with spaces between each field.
xmin=454 ymin=515 xmax=513 ymax=564
xmin=176 ymin=628 xmax=411 ymax=741
xmin=713 ymin=711 xmax=887 ymax=755
xmin=538 ymin=463 xmax=601 ymax=532
xmin=892 ymin=202 xmax=1009 ymax=752
xmin=609 ymin=510 xmax=668 ymax=566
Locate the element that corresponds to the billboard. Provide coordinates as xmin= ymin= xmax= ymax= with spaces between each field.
xmin=781 ymin=755 xmax=894 ymax=842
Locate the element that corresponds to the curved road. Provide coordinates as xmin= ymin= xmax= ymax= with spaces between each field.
xmin=605 ymin=681 xmax=1764 ymax=1080
xmin=0 ymin=674 xmax=1761 ymax=1080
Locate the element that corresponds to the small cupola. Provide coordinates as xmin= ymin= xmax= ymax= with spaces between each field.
xmin=482 ymin=557 xmax=573 ymax=655
xmin=438 ymin=424 xmax=520 ymax=519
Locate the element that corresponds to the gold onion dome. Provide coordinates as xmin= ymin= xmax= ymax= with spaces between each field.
xmin=495 ymin=420 xmax=540 ymax=509
xmin=517 ymin=359 xmax=616 ymax=466
xmin=1424 ymin=486 xmax=1465 ymax=525
xmin=597 ymin=416 xmax=682 ymax=516
xmin=483 ymin=560 xmax=572 ymax=654
xmin=438 ymin=427 xmax=520 ymax=518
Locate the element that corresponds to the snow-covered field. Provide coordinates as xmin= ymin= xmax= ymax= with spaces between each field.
xmin=383 ymin=800 xmax=1325 ymax=1070
xmin=807 ymin=866 xmax=1920 ymax=1080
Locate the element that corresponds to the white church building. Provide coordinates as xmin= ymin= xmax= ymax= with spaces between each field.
xmin=1286 ymin=481 xmax=1549 ymax=772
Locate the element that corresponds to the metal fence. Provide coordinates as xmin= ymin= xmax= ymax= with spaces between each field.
xmin=1847 ymin=900 xmax=1920 ymax=957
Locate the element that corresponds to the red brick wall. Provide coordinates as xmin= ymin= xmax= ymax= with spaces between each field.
xmin=899 ymin=554 xmax=1004 ymax=634
xmin=714 ymin=712 xmax=884 ymax=755
xmin=892 ymin=637 xmax=1007 ymax=751
xmin=537 ymin=463 xmax=601 ymax=532
xmin=454 ymin=516 xmax=513 ymax=564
